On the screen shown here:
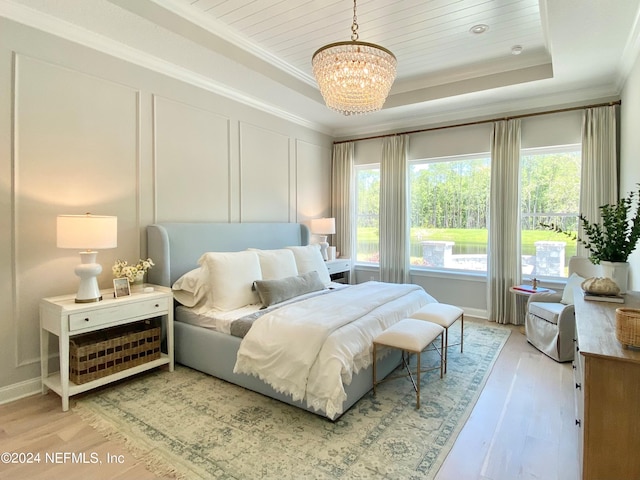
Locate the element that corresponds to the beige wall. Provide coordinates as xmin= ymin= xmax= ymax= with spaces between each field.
xmin=620 ymin=50 xmax=640 ymax=290
xmin=0 ymin=18 xmax=332 ymax=398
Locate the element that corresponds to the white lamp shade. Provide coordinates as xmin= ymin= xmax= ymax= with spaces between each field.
xmin=57 ymin=214 xmax=117 ymax=249
xmin=311 ymin=217 xmax=336 ymax=235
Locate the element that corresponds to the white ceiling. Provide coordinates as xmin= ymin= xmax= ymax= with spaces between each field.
xmin=3 ymin=0 xmax=640 ymax=137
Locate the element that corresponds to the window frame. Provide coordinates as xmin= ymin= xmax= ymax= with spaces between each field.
xmin=519 ymin=143 xmax=582 ymax=281
xmin=408 ymin=152 xmax=491 ymax=275
xmin=354 ymin=163 xmax=381 ymax=265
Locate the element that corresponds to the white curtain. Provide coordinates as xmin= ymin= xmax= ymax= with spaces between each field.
xmin=579 ymin=106 xmax=618 ymax=257
xmin=488 ymin=120 xmax=522 ymax=324
xmin=379 ymin=135 xmax=410 ymax=283
xmin=331 ymin=142 xmax=355 ymax=262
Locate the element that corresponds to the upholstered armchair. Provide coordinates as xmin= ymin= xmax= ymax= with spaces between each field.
xmin=525 ymin=256 xmax=600 ymax=362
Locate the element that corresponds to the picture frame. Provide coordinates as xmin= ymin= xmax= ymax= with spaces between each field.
xmin=113 ymin=277 xmax=131 ymax=298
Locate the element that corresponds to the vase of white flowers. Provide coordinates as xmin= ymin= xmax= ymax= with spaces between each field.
xmin=112 ymin=258 xmax=154 ymax=292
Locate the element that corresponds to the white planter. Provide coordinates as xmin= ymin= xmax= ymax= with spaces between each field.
xmin=600 ymin=261 xmax=629 ymax=294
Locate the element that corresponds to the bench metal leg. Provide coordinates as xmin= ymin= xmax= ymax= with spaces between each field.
xmin=416 ymin=349 xmax=421 ymax=409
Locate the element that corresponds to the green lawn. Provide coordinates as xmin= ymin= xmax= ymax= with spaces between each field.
xmin=356 ymin=227 xmax=577 ymax=263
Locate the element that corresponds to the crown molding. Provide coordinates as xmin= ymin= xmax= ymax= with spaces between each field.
xmin=150 ymin=0 xmax=317 ymax=87
xmin=0 ymin=0 xmax=330 ymax=134
xmin=616 ymin=4 xmax=640 ymax=92
xmin=332 ymin=85 xmax=620 ymax=139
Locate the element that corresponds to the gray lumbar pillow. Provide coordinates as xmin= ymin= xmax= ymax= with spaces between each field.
xmin=253 ymin=271 xmax=325 ymax=307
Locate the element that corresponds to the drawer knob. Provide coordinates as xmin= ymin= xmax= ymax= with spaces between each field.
xmin=155 ymin=304 xmax=160 ymax=308
xmin=572 ymin=363 xmax=576 ymax=370
xmin=575 ymin=382 xmax=582 ymax=390
xmin=84 ymin=317 xmax=90 ymax=322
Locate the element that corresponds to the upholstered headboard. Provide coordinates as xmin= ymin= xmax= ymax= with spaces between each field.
xmin=146 ymin=222 xmax=310 ymax=287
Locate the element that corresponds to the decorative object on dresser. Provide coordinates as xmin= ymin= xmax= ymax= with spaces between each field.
xmin=582 ymin=276 xmax=624 ymax=303
xmin=56 ymin=214 xmax=118 ymax=303
xmin=574 ymin=291 xmax=640 ymax=479
xmin=541 ymin=184 xmax=640 ymax=293
xmin=40 ymin=286 xmax=174 ymax=411
xmin=615 ymin=308 xmax=640 ymax=348
xmin=582 ymin=292 xmax=624 ymax=303
xmin=310 ymin=217 xmax=336 ymax=260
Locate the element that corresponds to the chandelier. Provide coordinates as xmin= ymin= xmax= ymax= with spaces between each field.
xmin=311 ymin=0 xmax=397 ymax=116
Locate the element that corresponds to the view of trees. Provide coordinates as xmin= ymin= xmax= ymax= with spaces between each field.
xmin=410 ymin=158 xmax=490 ymax=229
xmin=356 ymin=148 xmax=581 ymax=271
xmin=358 ymin=151 xmax=580 ymax=232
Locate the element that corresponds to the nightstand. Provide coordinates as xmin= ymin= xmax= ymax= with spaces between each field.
xmin=40 ymin=285 xmax=174 ymax=411
xmin=326 ymin=258 xmax=352 ymax=283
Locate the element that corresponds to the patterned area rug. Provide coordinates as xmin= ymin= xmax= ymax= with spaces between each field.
xmin=74 ymin=319 xmax=510 ymax=479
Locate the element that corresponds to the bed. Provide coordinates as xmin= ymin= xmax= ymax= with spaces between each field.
xmin=147 ymin=222 xmax=435 ymax=420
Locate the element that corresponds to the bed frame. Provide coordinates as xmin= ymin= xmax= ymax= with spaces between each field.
xmin=147 ymin=222 xmax=401 ymax=420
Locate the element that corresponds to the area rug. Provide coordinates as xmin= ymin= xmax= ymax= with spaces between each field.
xmin=74 ymin=319 xmax=510 ymax=479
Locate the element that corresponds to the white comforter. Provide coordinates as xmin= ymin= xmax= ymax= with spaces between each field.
xmin=234 ymin=281 xmax=434 ymax=419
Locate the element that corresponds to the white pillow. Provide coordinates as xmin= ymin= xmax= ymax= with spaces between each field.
xmin=198 ymin=251 xmax=262 ymax=311
xmin=285 ymin=245 xmax=331 ymax=286
xmin=561 ymin=273 xmax=586 ymax=305
xmin=171 ymin=267 xmax=208 ymax=308
xmin=248 ymin=248 xmax=298 ymax=280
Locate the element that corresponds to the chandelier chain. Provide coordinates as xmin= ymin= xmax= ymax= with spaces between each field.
xmin=351 ymin=0 xmax=359 ymax=41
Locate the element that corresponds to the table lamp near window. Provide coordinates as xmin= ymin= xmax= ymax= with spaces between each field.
xmin=311 ymin=217 xmax=336 ymax=261
xmin=57 ymin=214 xmax=117 ymax=303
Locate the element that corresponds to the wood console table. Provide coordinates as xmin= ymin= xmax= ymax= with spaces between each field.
xmin=574 ymin=290 xmax=640 ymax=479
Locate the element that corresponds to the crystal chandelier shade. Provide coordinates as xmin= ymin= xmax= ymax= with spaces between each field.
xmin=311 ymin=1 xmax=397 ymax=116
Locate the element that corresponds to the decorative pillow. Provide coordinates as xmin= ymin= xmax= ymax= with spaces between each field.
xmin=248 ymin=248 xmax=298 ymax=280
xmin=171 ymin=267 xmax=208 ymax=308
xmin=254 ymin=271 xmax=325 ymax=307
xmin=198 ymin=251 xmax=262 ymax=311
xmin=286 ymin=245 xmax=331 ymax=286
xmin=561 ymin=272 xmax=586 ymax=305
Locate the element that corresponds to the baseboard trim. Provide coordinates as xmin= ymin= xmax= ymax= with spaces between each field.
xmin=463 ymin=307 xmax=488 ymax=320
xmin=0 ymin=377 xmax=41 ymax=406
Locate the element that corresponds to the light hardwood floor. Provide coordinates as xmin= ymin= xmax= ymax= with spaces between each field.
xmin=0 ymin=323 xmax=579 ymax=480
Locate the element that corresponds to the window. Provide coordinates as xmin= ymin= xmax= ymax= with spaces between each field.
xmin=355 ymin=165 xmax=380 ymax=263
xmin=520 ymin=145 xmax=581 ymax=278
xmin=409 ymin=154 xmax=491 ymax=272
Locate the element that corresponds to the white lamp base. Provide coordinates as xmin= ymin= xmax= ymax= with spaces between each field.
xmin=318 ymin=235 xmax=329 ymax=261
xmin=74 ymin=251 xmax=103 ymax=303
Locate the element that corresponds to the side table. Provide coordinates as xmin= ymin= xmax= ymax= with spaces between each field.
xmin=326 ymin=258 xmax=351 ymax=284
xmin=509 ymin=285 xmax=556 ymax=325
xmin=40 ymin=285 xmax=174 ymax=411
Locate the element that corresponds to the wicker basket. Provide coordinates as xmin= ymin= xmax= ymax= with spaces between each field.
xmin=70 ymin=319 xmax=161 ymax=384
xmin=615 ymin=308 xmax=640 ymax=348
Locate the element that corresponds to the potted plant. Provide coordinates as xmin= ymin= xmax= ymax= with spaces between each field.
xmin=542 ymin=184 xmax=640 ymax=293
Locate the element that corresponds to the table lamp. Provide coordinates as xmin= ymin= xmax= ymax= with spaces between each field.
xmin=310 ymin=217 xmax=336 ymax=261
xmin=57 ymin=214 xmax=117 ymax=303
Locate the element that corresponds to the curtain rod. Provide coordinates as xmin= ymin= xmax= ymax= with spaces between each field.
xmin=332 ymin=100 xmax=622 ymax=145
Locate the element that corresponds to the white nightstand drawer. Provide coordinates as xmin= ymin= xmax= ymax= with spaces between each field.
xmin=326 ymin=259 xmax=351 ymax=274
xmin=68 ymin=297 xmax=170 ymax=331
